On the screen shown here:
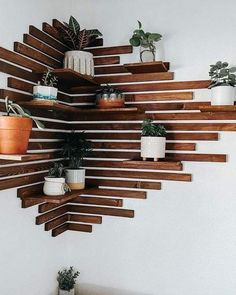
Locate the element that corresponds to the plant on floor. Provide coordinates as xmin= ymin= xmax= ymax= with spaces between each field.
xmin=208 ymin=61 xmax=236 ymax=89
xmin=141 ymin=118 xmax=166 ymax=137
xmin=57 ymin=266 xmax=80 ymax=292
xmin=129 ymin=21 xmax=162 ymax=62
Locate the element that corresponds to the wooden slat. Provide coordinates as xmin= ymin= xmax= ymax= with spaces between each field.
xmin=200 ymin=105 xmax=236 ymax=112
xmin=95 ymin=65 xmax=128 ymax=75
xmin=36 ymin=205 xmax=68 ymax=224
xmin=79 ymin=188 xmax=147 ymax=199
xmin=125 ymin=91 xmax=194 ymax=102
xmin=8 ymin=77 xmax=34 ymax=93
xmin=45 ymin=214 xmax=68 ymax=231
xmin=0 ymin=153 xmax=50 ymax=162
xmin=87 ymin=45 xmax=133 ymax=56
xmin=51 ymin=223 xmax=68 ymax=237
xmin=165 ymin=153 xmax=227 ymax=162
xmin=68 ymin=214 xmax=102 ymax=224
xmin=0 ymin=88 xmax=31 ymax=101
xmin=124 ymin=61 xmax=169 ymax=74
xmin=94 ymin=56 xmax=120 ymax=66
xmin=22 ymin=198 xmax=44 ymax=208
xmin=67 ymin=223 xmax=92 ymax=233
xmin=72 ymin=196 xmax=123 ymax=206
xmin=30 ymin=130 xmax=67 ymax=139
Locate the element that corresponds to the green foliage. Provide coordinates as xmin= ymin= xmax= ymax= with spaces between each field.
xmin=141 ymin=119 xmax=166 ymax=137
xmin=62 ymin=131 xmax=92 ymax=169
xmin=209 ymin=61 xmax=236 ymax=89
xmin=4 ymin=97 xmax=44 ymax=129
xmin=60 ymin=16 xmax=102 ymax=50
xmin=129 ymin=20 xmax=162 ymax=53
xmin=41 ymin=69 xmax=58 ymax=87
xmin=48 ymin=162 xmax=64 ymax=178
xmin=96 ymin=84 xmax=123 ymax=96
xmin=57 ymin=266 xmax=80 ymax=291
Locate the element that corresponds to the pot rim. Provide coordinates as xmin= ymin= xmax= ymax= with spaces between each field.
xmin=141 ymin=136 xmax=166 ymax=139
xmin=44 ymin=177 xmax=65 ymax=182
xmin=33 ymin=85 xmax=58 ymax=90
xmin=65 ymin=50 xmax=93 ymax=56
xmin=66 ymin=168 xmax=85 ymax=172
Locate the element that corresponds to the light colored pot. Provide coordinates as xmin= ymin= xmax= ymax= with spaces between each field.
xmin=33 ymin=85 xmax=58 ymax=100
xmin=59 ymin=288 xmax=75 ymax=295
xmin=43 ymin=177 xmax=66 ymax=196
xmin=64 ymin=51 xmax=94 ymax=76
xmin=211 ymin=85 xmax=235 ymax=105
xmin=66 ymin=169 xmax=85 ymax=190
xmin=141 ymin=137 xmax=166 ymax=161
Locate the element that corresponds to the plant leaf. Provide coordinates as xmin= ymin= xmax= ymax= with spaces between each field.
xmin=137 ymin=20 xmax=142 ymax=29
xmin=86 ymin=29 xmax=102 ymax=37
xmin=129 ymin=37 xmax=141 ymax=47
xmin=78 ymin=29 xmax=89 ymax=50
xmin=68 ymin=16 xmax=80 ymax=35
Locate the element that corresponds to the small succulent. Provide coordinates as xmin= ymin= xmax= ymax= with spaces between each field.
xmin=48 ymin=162 xmax=64 ymax=178
xmin=57 ymin=267 xmax=80 ymax=291
xmin=41 ymin=69 xmax=58 ymax=87
xmin=96 ymin=84 xmax=123 ymax=96
xmin=141 ymin=119 xmax=166 ymax=137
xmin=209 ymin=61 xmax=236 ymax=89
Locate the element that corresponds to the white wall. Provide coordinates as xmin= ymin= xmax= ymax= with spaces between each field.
xmin=65 ymin=1 xmax=236 ymax=295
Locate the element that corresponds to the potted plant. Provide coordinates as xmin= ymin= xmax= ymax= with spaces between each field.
xmin=62 ymin=132 xmax=92 ymax=190
xmin=43 ymin=162 xmax=70 ymax=196
xmin=96 ymin=84 xmax=125 ymax=109
xmin=59 ymin=16 xmax=102 ymax=76
xmin=57 ymin=266 xmax=80 ymax=295
xmin=129 ymin=21 xmax=162 ymax=62
xmin=33 ymin=68 xmax=58 ymax=101
xmin=141 ymin=119 xmax=166 ymax=161
xmin=208 ymin=61 xmax=236 ymax=105
xmin=0 ymin=97 xmax=44 ymax=155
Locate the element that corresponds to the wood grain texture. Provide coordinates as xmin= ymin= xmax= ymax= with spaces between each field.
xmin=125 ymin=92 xmax=194 ymax=102
xmin=51 ymin=223 xmax=68 ymax=237
xmin=87 ymin=45 xmax=133 ymax=56
xmin=36 ymin=205 xmax=69 ymax=225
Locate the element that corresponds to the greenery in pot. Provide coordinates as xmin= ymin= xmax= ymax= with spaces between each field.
xmin=208 ymin=61 xmax=236 ymax=89
xmin=57 ymin=266 xmax=80 ymax=291
xmin=62 ymin=132 xmax=92 ymax=169
xmin=40 ymin=69 xmax=58 ymax=87
xmin=48 ymin=162 xmax=65 ymax=178
xmin=129 ymin=21 xmax=162 ymax=62
xmin=59 ymin=16 xmax=102 ymax=50
xmin=96 ymin=84 xmax=123 ymax=98
xmin=141 ymin=119 xmax=166 ymax=137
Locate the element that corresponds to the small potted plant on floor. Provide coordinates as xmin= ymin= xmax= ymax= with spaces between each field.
xmin=0 ymin=97 xmax=44 ymax=154
xmin=57 ymin=266 xmax=80 ymax=295
xmin=141 ymin=119 xmax=166 ymax=161
xmin=33 ymin=68 xmax=58 ymax=100
xmin=129 ymin=21 xmax=162 ymax=62
xmin=59 ymin=16 xmax=102 ymax=76
xmin=96 ymin=84 xmax=125 ymax=108
xmin=208 ymin=61 xmax=236 ymax=105
xmin=62 ymin=132 xmax=92 ymax=190
xmin=43 ymin=162 xmax=70 ymax=196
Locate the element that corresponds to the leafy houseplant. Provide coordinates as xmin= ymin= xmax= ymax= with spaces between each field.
xmin=60 ymin=16 xmax=102 ymax=76
xmin=62 ymin=132 xmax=92 ymax=190
xmin=0 ymin=97 xmax=43 ymax=155
xmin=130 ymin=21 xmax=162 ymax=62
xmin=141 ymin=119 xmax=166 ymax=161
xmin=57 ymin=266 xmax=80 ymax=295
xmin=208 ymin=61 xmax=236 ymax=105
xmin=96 ymin=84 xmax=125 ymax=109
xmin=33 ymin=69 xmax=58 ymax=101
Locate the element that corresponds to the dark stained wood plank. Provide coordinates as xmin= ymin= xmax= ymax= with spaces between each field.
xmin=95 ymin=65 xmax=128 ymax=75
xmin=165 ymin=153 xmax=227 ymax=162
xmin=45 ymin=214 xmax=68 ymax=231
xmin=125 ymin=91 xmax=194 ymax=102
xmin=200 ymin=105 xmax=236 ymax=112
xmin=36 ymin=205 xmax=69 ymax=224
xmin=42 ymin=22 xmax=70 ymax=47
xmin=94 ymin=56 xmax=120 ymax=66
xmin=124 ymin=61 xmax=170 ymax=74
xmin=67 ymin=223 xmax=92 ymax=233
xmin=0 ymin=88 xmax=31 ymax=101
xmin=72 ymin=196 xmax=123 ymax=207
xmin=87 ymin=45 xmax=133 ymax=56
xmin=68 ymin=214 xmax=102 ymax=224
xmin=51 ymin=223 xmax=68 ymax=237
xmin=79 ymin=188 xmax=147 ymax=199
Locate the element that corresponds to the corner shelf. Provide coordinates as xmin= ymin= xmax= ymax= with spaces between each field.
xmin=0 ymin=153 xmax=50 ymax=161
xmin=200 ymin=105 xmax=236 ymax=112
xmin=124 ymin=61 xmax=170 ymax=74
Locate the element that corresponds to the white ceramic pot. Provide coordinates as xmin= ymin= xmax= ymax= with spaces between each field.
xmin=43 ymin=177 xmax=66 ymax=196
xmin=141 ymin=137 xmax=166 ymax=161
xmin=211 ymin=85 xmax=235 ymax=105
xmin=66 ymin=169 xmax=85 ymax=190
xmin=33 ymin=85 xmax=58 ymax=100
xmin=64 ymin=51 xmax=94 ymax=76
xmin=59 ymin=288 xmax=75 ymax=295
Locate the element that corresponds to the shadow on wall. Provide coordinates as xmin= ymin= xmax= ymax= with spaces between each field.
xmin=76 ymin=284 xmax=151 ymax=295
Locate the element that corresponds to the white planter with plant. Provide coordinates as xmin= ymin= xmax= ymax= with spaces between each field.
xmin=62 ymin=132 xmax=92 ymax=190
xmin=209 ymin=61 xmax=236 ymax=105
xmin=33 ymin=69 xmax=58 ymax=101
xmin=43 ymin=163 xmax=70 ymax=196
xmin=57 ymin=267 xmax=79 ymax=295
xmin=60 ymin=16 xmax=102 ymax=76
xmin=130 ymin=21 xmax=162 ymax=62
xmin=141 ymin=119 xmax=166 ymax=161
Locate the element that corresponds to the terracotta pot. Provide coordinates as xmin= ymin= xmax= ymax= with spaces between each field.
xmin=0 ymin=116 xmax=33 ymax=154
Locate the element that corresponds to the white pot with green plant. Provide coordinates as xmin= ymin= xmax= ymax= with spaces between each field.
xmin=33 ymin=69 xmax=58 ymax=100
xmin=57 ymin=266 xmax=80 ymax=295
xmin=209 ymin=61 xmax=236 ymax=105
xmin=59 ymin=16 xmax=102 ymax=76
xmin=43 ymin=163 xmax=70 ymax=196
xmin=141 ymin=119 xmax=166 ymax=161
xmin=129 ymin=21 xmax=162 ymax=62
xmin=62 ymin=132 xmax=92 ymax=190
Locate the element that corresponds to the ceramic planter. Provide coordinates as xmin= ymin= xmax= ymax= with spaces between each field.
xmin=96 ymin=93 xmax=125 ymax=109
xmin=211 ymin=85 xmax=235 ymax=105
xmin=33 ymin=85 xmax=58 ymax=100
xmin=64 ymin=51 xmax=94 ymax=76
xmin=66 ymin=169 xmax=85 ymax=190
xmin=58 ymin=288 xmax=75 ymax=295
xmin=0 ymin=116 xmax=32 ymax=154
xmin=43 ymin=177 xmax=67 ymax=196
xmin=141 ymin=136 xmax=166 ymax=161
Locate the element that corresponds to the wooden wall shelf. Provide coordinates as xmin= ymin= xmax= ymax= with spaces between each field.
xmin=124 ymin=61 xmax=170 ymax=74
xmin=200 ymin=105 xmax=236 ymax=112
xmin=0 ymin=153 xmax=50 ymax=161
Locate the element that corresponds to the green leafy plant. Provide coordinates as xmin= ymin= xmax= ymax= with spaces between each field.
xmin=129 ymin=20 xmax=162 ymax=59
xmin=48 ymin=162 xmax=64 ymax=178
xmin=141 ymin=119 xmax=166 ymax=137
xmin=60 ymin=16 xmax=102 ymax=50
xmin=57 ymin=266 xmax=80 ymax=291
xmin=96 ymin=84 xmax=123 ymax=96
xmin=41 ymin=69 xmax=58 ymax=87
xmin=209 ymin=61 xmax=236 ymax=89
xmin=62 ymin=131 xmax=92 ymax=169
xmin=4 ymin=97 xmax=44 ymax=129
